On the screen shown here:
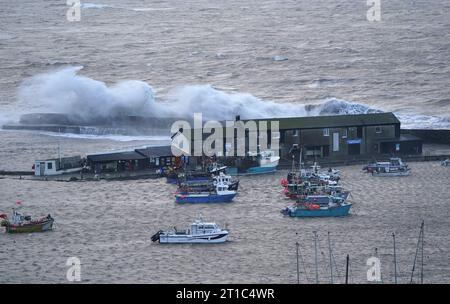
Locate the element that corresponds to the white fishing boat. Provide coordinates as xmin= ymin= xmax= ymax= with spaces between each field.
xmin=151 ymin=218 xmax=228 ymax=244
xmin=372 ymin=165 xmax=411 ymax=176
xmin=363 ymin=157 xmax=408 ymax=173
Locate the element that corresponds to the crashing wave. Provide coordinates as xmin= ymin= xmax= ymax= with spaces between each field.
xmin=11 ymin=66 xmax=450 ymax=132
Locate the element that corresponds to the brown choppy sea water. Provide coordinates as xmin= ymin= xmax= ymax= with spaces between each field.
xmin=0 ymin=131 xmax=449 ymax=283
xmin=0 ymin=0 xmax=450 ymax=128
xmin=1 ymin=0 xmax=450 ymax=283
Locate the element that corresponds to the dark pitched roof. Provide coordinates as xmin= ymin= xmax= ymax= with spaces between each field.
xmin=135 ymin=145 xmax=173 ymax=157
xmin=244 ymin=113 xmax=400 ymax=130
xmin=86 ymin=151 xmax=148 ymax=162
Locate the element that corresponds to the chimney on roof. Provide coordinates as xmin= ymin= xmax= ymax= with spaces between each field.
xmin=235 ymin=115 xmax=241 ymax=121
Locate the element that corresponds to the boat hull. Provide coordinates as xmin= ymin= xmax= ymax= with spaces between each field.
xmin=285 ymin=204 xmax=352 ymax=217
xmin=158 ymin=232 xmax=228 ymax=244
xmin=3 ymin=218 xmax=54 ymax=233
xmin=372 ymin=171 xmax=410 ymax=177
xmin=175 ymin=193 xmax=236 ymax=203
xmin=179 ymin=180 xmax=239 ymax=192
xmin=226 ymin=166 xmax=277 ymax=176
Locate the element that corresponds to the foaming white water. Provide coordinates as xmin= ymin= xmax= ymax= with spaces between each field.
xmin=396 ymin=114 xmax=450 ymax=130
xmin=81 ymin=3 xmax=110 ymax=9
xmin=81 ymin=3 xmax=174 ymax=12
xmin=163 ymin=85 xmax=309 ymax=120
xmin=39 ymin=131 xmax=170 ymax=142
xmin=16 ymin=66 xmax=450 ymax=130
xmin=18 ymin=66 xmax=159 ymax=121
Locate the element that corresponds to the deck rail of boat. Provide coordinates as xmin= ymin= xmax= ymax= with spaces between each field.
xmin=278 ymin=153 xmax=450 ymax=169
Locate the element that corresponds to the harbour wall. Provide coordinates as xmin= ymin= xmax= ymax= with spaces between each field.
xmin=401 ymin=129 xmax=450 ymax=144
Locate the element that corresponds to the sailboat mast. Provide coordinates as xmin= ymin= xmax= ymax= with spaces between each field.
xmin=410 ymin=221 xmax=424 ymax=284
xmin=393 ymin=232 xmax=397 ymax=284
xmin=296 ymin=241 xmax=300 ymax=284
xmin=421 ymin=221 xmax=424 ymax=284
xmin=328 ymin=232 xmax=333 ymax=284
xmin=313 ymin=231 xmax=319 ymax=284
xmin=58 ymin=127 xmax=62 ymax=165
xmin=345 ymin=254 xmax=349 ymax=284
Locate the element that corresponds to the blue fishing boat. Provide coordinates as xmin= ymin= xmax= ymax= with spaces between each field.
xmin=281 ymin=197 xmax=352 ymax=217
xmin=175 ymin=183 xmax=237 ymax=204
xmin=226 ymin=150 xmax=280 ymax=176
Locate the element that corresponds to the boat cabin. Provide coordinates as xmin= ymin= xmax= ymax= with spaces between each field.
xmin=191 ymin=221 xmax=219 ymax=234
xmin=34 ymin=156 xmax=82 ymax=176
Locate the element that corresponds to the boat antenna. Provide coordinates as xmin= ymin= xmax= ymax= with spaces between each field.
xmin=291 ymin=154 xmax=295 ymax=172
xmin=313 ymin=231 xmax=319 ymax=284
xmin=393 ymin=232 xmax=398 ymax=284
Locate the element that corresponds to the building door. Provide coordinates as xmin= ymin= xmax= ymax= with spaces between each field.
xmin=40 ymin=162 xmax=45 ymax=176
xmin=348 ymin=144 xmax=360 ymax=155
xmin=322 ymin=145 xmax=330 ymax=157
xmin=333 ymin=133 xmax=339 ymax=152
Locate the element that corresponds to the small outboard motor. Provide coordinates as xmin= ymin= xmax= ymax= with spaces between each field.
xmin=151 ymin=230 xmax=163 ymax=242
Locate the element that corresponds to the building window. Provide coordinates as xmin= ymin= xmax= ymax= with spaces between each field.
xmin=375 ymin=127 xmax=382 ymax=134
xmin=342 ymin=129 xmax=348 ymax=138
xmin=323 ymin=128 xmax=330 ymax=136
xmin=47 ymin=162 xmax=52 ymax=170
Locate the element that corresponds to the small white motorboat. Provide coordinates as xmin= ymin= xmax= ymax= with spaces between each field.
xmin=151 ymin=218 xmax=229 ymax=244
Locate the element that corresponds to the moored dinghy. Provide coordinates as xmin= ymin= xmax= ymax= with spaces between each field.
xmin=151 ymin=218 xmax=229 ymax=244
xmin=0 ymin=209 xmax=54 ymax=233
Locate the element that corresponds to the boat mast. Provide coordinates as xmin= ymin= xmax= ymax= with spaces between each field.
xmin=313 ymin=231 xmax=319 ymax=284
xmin=58 ymin=127 xmax=62 ymax=165
xmin=421 ymin=221 xmax=424 ymax=284
xmin=299 ymin=147 xmax=303 ymax=172
xmin=393 ymin=232 xmax=397 ymax=284
xmin=327 ymin=232 xmax=333 ymax=284
xmin=296 ymin=241 xmax=300 ymax=284
xmin=410 ymin=220 xmax=425 ymax=284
